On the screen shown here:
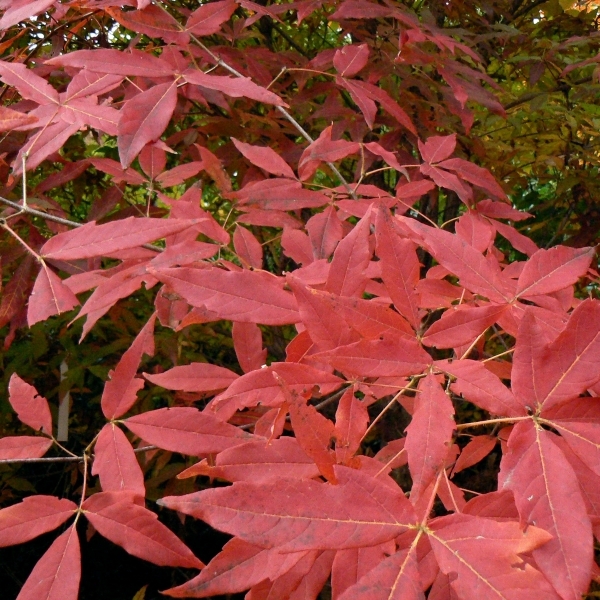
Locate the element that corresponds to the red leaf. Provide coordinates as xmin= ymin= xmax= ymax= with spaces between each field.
xmin=177 ymin=437 xmax=319 ymax=483
xmin=0 ymin=436 xmax=52 ymax=459
xmin=418 ymin=134 xmax=456 ymax=164
xmin=422 ymin=304 xmax=507 ymax=349
xmin=339 ymin=78 xmax=377 ymax=128
xmin=436 ymin=359 xmax=525 ymax=417
xmin=428 ymin=513 xmax=555 ymax=599
xmin=335 ymin=389 xmax=369 ymax=465
xmin=41 ymin=217 xmax=197 ymax=261
xmin=452 ymin=435 xmax=496 ymax=475
xmin=515 ymin=246 xmax=595 ymax=298
xmin=163 ymin=538 xmax=305 ymax=598
xmin=82 ymin=492 xmax=203 ymax=569
xmin=149 ymin=266 xmax=299 ymax=326
xmin=16 ymin=526 xmax=80 ymax=600
xmin=0 ymin=105 xmax=37 ymax=131
xmin=513 ymin=300 xmax=600 ymax=411
xmin=145 ymin=362 xmax=239 ymax=393
xmin=333 ymin=44 xmax=370 ymax=77
xmin=233 ymin=225 xmax=263 ymax=269
xmin=415 ymin=224 xmax=509 ymax=303
xmin=101 ymin=313 xmax=156 ymax=419
xmin=549 ymin=419 xmax=600 ymax=478
xmin=326 ymin=209 xmax=372 ymax=297
xmin=0 ymin=60 xmax=58 ymax=105
xmin=92 ymin=424 xmax=145 ymax=497
xmin=0 ymin=496 xmax=76 ymax=547
xmin=288 ymin=277 xmax=361 ymax=351
xmin=64 ymin=71 xmax=123 ymax=102
xmin=125 ymin=407 xmax=256 ymax=455
xmin=8 ymin=374 xmax=52 ymax=434
xmin=405 ymin=374 xmax=455 ymax=502
xmin=338 ymin=546 xmax=424 ymax=600
xmin=311 ymin=337 xmax=430 ymax=378
xmin=306 ymin=205 xmax=344 ymax=260
xmin=184 ymin=70 xmax=285 ymax=106
xmin=437 ymin=158 xmax=507 ymax=200
xmin=492 ymin=220 xmax=539 ymax=257
xmin=375 ymin=208 xmax=421 ymax=328
xmin=186 ymin=0 xmax=236 ymax=35
xmin=118 ymin=82 xmax=177 ymax=168
xmin=420 ymin=164 xmax=472 ymax=203
xmin=159 ymin=467 xmax=416 ymax=552
xmin=46 ymin=49 xmax=175 ymax=78
xmin=455 ymin=212 xmax=495 ymax=253
xmin=106 ymin=5 xmax=187 ymax=44
xmin=27 ymin=266 xmax=80 ymax=326
xmin=287 ymin=387 xmax=337 ymax=482
xmin=499 ymin=422 xmax=593 ymax=599
xmin=232 ymin=322 xmax=266 ymax=373
xmin=0 ymin=0 xmax=55 ymax=29
xmin=210 ymin=362 xmax=343 ymax=419
xmin=477 ymin=199 xmax=531 ymax=222
xmin=232 ymin=138 xmax=296 ymax=179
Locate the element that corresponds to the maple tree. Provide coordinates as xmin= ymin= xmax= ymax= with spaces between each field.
xmin=0 ymin=0 xmax=599 ymax=599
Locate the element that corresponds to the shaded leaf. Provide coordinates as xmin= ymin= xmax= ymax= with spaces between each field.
xmin=8 ymin=374 xmax=52 ymax=434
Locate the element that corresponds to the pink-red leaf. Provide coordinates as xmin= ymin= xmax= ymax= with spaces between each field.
xmin=233 ymin=225 xmax=263 ymax=269
xmin=0 ymin=496 xmax=76 ymax=547
xmin=16 ymin=526 xmax=80 ymax=600
xmin=499 ymin=421 xmax=593 ymax=599
xmin=149 ymin=266 xmax=299 ymax=326
xmin=232 ymin=138 xmax=295 ymax=179
xmin=0 ymin=436 xmax=52 ymax=460
xmin=418 ymin=134 xmax=456 ymax=164
xmin=82 ymin=492 xmax=203 ymax=569
xmin=186 ymin=0 xmax=236 ymax=35
xmin=232 ymin=321 xmax=266 ymax=373
xmin=333 ymin=44 xmax=370 ymax=77
xmin=159 ymin=466 xmax=416 ymax=552
xmin=452 ymin=435 xmax=496 ymax=475
xmin=405 ymin=374 xmax=455 ymax=502
xmin=335 ymin=389 xmax=369 ymax=465
xmin=92 ymin=424 xmax=145 ymax=497
xmin=515 ymin=246 xmax=595 ymax=298
xmin=144 ymin=362 xmax=239 ymax=393
xmin=27 ymin=266 xmax=80 ymax=326
xmin=118 ymin=82 xmax=177 ymax=168
xmin=101 ymin=313 xmax=156 ymax=419
xmin=41 ymin=218 xmax=197 ymax=261
xmin=124 ymin=407 xmax=256 ymax=455
xmin=0 ymin=60 xmax=58 ymax=105
xmin=8 ymin=374 xmax=52 ymax=434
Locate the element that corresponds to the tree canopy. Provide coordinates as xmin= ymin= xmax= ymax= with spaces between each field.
xmin=0 ymin=1 xmax=599 ymax=599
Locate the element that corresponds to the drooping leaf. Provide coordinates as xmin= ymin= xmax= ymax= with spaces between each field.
xmin=452 ymin=435 xmax=496 ymax=475
xmin=27 ymin=266 xmax=80 ymax=326
xmin=8 ymin=374 xmax=52 ymax=434
xmin=233 ymin=225 xmax=263 ymax=269
xmin=144 ymin=362 xmax=238 ymax=393
xmin=232 ymin=138 xmax=296 ymax=179
xmin=0 ymin=436 xmax=52 ymax=460
xmin=232 ymin=322 xmax=266 ymax=373
xmin=334 ymin=389 xmax=369 ymax=465
xmin=82 ymin=492 xmax=203 ymax=569
xmin=16 ymin=526 xmax=80 ymax=600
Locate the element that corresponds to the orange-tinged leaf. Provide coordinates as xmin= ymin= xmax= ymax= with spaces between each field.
xmin=428 ymin=514 xmax=557 ymax=600
xmin=41 ymin=217 xmax=197 ymax=261
xmin=499 ymin=421 xmax=593 ymax=599
xmin=8 ymin=374 xmax=52 ymax=434
xmin=82 ymin=492 xmax=203 ymax=569
xmin=101 ymin=313 xmax=156 ymax=419
xmin=335 ymin=389 xmax=369 ymax=465
xmin=16 ymin=526 xmax=80 ymax=600
xmin=405 ymin=375 xmax=455 ymax=502
xmin=125 ymin=407 xmax=256 ymax=455
xmin=177 ymin=437 xmax=319 ymax=483
xmin=92 ymin=424 xmax=145 ymax=497
xmin=452 ymin=435 xmax=496 ymax=475
xmin=159 ymin=466 xmax=416 ymax=552
xmin=118 ymin=82 xmax=177 ymax=168
xmin=0 ymin=496 xmax=77 ymax=547
xmin=0 ymin=436 xmax=52 ymax=459
xmin=144 ymin=362 xmax=238 ymax=393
